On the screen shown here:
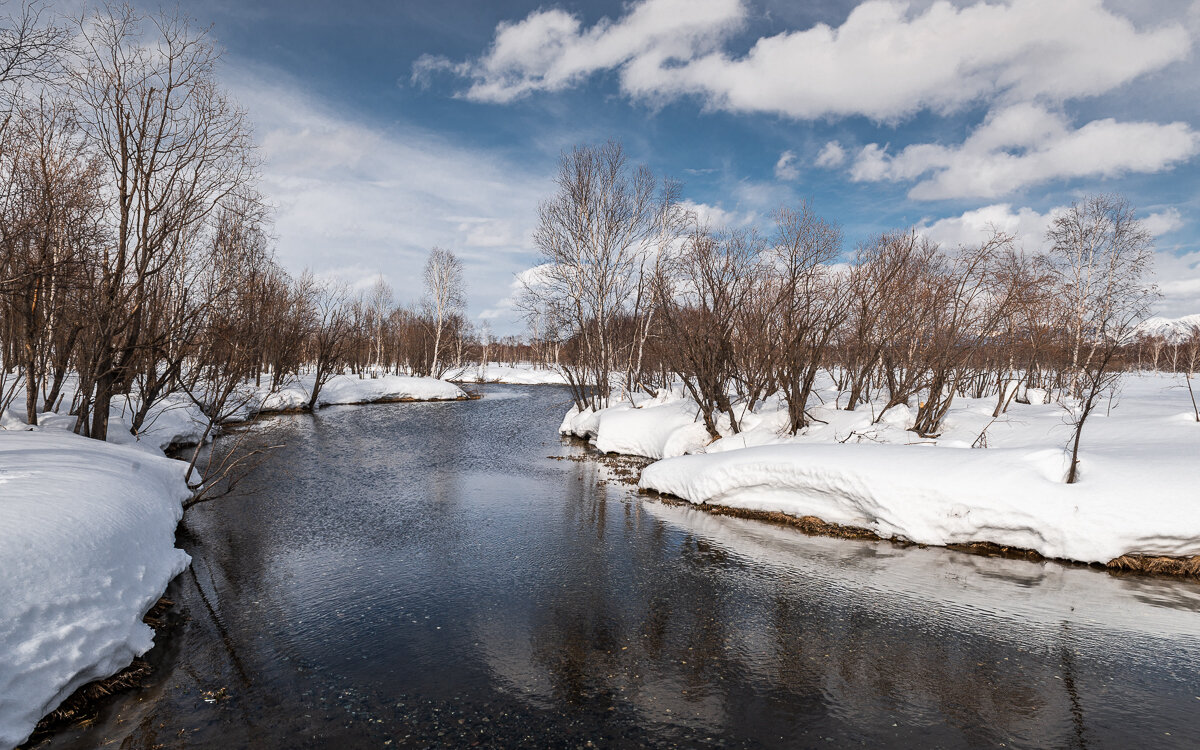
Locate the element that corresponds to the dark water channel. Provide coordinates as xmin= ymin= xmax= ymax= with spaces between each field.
xmin=36 ymin=385 xmax=1200 ymax=748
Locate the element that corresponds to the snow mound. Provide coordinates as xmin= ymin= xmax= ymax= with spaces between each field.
xmin=259 ymin=374 xmax=465 ymax=412
xmin=317 ymin=374 xmax=465 ymax=404
xmin=451 ymin=364 xmax=569 ymax=385
xmin=0 ymin=430 xmax=191 ymax=748
xmin=640 ymin=442 xmax=1200 ymax=565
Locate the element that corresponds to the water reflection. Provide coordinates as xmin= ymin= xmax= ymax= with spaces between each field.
xmin=33 ymin=385 xmax=1200 ymax=750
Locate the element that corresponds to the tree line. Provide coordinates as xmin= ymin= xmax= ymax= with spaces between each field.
xmin=520 ymin=141 xmax=1178 ymax=483
xmin=0 ymin=4 xmax=474 ymax=486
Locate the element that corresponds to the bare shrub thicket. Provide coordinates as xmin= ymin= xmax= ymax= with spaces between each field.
xmin=518 ymin=143 xmax=1164 ymax=480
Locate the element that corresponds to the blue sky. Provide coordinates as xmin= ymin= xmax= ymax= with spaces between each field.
xmin=175 ymin=0 xmax=1200 ymax=332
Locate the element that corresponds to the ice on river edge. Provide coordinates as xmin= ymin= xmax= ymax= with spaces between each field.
xmin=0 ymin=373 xmax=465 ymax=749
xmin=561 ymin=372 xmax=1200 ymax=566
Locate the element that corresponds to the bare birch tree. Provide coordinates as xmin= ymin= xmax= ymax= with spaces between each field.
xmin=1047 ymin=194 xmax=1157 ymax=483
xmin=422 ymin=246 xmax=463 ymax=378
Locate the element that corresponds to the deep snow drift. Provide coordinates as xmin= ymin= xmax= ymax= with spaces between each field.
xmin=563 ymin=373 xmax=1200 ymax=565
xmin=0 ymin=431 xmax=192 ymax=748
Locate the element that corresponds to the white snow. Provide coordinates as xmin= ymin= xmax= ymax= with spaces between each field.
xmin=450 ymin=363 xmax=569 ymax=385
xmin=566 ymin=373 xmax=1200 ymax=565
xmin=0 ymin=430 xmax=192 ymax=748
xmin=1137 ymin=313 xmax=1200 ymax=343
xmin=258 ymin=373 xmax=466 ymax=412
xmin=0 ymin=370 xmax=466 ymax=747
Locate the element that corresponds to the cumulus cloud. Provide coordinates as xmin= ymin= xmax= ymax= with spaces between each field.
xmin=1142 ymin=207 xmax=1185 ymax=237
xmin=413 ymin=0 xmax=743 ymax=103
xmin=815 ymin=141 xmax=846 ymax=168
xmin=850 ymin=103 xmax=1200 ymax=199
xmin=917 ymin=203 xmax=1060 ymax=251
xmin=424 ymin=0 xmax=1191 ymax=121
xmin=917 ymin=202 xmax=1199 ymax=314
xmin=919 ymin=202 xmax=1187 ymax=249
xmin=774 ymin=150 xmax=800 ymax=180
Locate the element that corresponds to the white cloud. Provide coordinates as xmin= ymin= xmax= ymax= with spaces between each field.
xmin=1142 ymin=207 xmax=1185 ymax=237
xmin=414 ymin=0 xmax=744 ymax=104
xmin=815 ymin=141 xmax=846 ymax=168
xmin=1154 ymin=249 xmax=1200 ymax=317
xmin=225 ymin=67 xmax=550 ymax=333
xmin=917 ymin=202 xmax=1200 ymax=315
xmin=917 ymin=203 xmax=1060 ymax=251
xmin=919 ymin=202 xmax=1186 ymax=249
xmin=427 ymin=0 xmax=1191 ymax=121
xmin=774 ymin=150 xmax=800 ymax=180
xmin=851 ymin=103 xmax=1200 ymax=199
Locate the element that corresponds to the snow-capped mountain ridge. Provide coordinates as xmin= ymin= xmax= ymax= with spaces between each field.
xmin=1137 ymin=314 xmax=1200 ymax=342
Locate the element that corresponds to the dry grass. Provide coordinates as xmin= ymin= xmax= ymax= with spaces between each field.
xmin=640 ymin=488 xmax=882 ymax=540
xmin=1106 ymin=554 xmax=1200 ymax=577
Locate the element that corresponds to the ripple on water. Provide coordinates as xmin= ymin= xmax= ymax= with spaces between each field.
xmin=36 ymin=384 xmax=1200 ymax=750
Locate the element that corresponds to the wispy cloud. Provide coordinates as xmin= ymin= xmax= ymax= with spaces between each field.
xmin=224 ymin=65 xmax=551 ymax=331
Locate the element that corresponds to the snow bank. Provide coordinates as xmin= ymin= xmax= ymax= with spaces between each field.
xmin=577 ymin=373 xmax=1200 ymax=566
xmin=561 ymin=391 xmax=710 ymax=459
xmin=0 ymin=430 xmax=192 ymax=748
xmin=451 ymin=363 xmax=569 ymax=385
xmin=641 ymin=443 xmax=1200 ymax=563
xmin=258 ymin=374 xmax=466 ymax=412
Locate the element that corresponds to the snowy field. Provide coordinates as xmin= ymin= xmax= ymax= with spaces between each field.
xmin=562 ymin=372 xmax=1200 ymax=566
xmin=448 ymin=362 xmax=569 ymax=385
xmin=0 ymin=432 xmax=191 ymax=748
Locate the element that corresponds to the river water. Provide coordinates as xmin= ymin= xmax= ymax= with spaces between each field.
xmin=36 ymin=384 xmax=1200 ymax=748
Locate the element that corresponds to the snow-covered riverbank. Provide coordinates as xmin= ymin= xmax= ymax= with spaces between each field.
xmin=1 ymin=373 xmax=467 ymax=453
xmin=448 ymin=362 xmax=569 ymax=385
xmin=256 ymin=373 xmax=468 ymax=412
xmin=0 ymin=372 xmax=467 ymax=747
xmin=562 ymin=373 xmax=1200 ymax=568
xmin=0 ymin=432 xmax=192 ymax=748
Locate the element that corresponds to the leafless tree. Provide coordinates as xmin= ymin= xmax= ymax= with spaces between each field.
xmin=654 ymin=221 xmax=762 ymax=438
xmin=302 ymin=275 xmax=352 ymax=410
xmin=769 ymin=203 xmax=847 ymax=433
xmin=422 ymin=246 xmax=463 ymax=378
xmin=68 ymin=4 xmax=255 ymax=440
xmin=365 ymin=273 xmax=393 ymax=376
xmin=522 ymin=140 xmax=678 ymax=410
xmin=1047 ymin=194 xmax=1157 ymax=483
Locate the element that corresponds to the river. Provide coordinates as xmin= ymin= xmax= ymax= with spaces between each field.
xmin=35 ymin=384 xmax=1200 ymax=748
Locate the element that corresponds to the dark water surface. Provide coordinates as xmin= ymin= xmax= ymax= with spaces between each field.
xmin=36 ymin=385 xmax=1200 ymax=749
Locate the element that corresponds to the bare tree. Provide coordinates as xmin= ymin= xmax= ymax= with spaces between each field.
xmin=302 ymin=275 xmax=352 ymax=410
xmin=522 ymin=140 xmax=675 ymax=409
xmin=654 ymin=221 xmax=761 ymax=438
xmin=769 ymin=203 xmax=846 ymax=433
xmin=1047 ymin=194 xmax=1157 ymax=483
xmin=422 ymin=246 xmax=463 ymax=378
xmin=68 ymin=4 xmax=255 ymax=440
xmin=365 ymin=273 xmax=393 ymax=376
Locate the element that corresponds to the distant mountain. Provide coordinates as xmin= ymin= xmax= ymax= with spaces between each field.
xmin=1137 ymin=314 xmax=1200 ymax=342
